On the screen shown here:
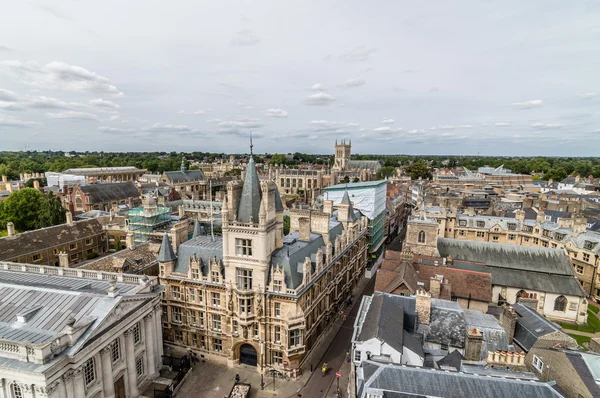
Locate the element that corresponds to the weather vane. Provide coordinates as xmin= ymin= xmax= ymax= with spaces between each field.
xmin=250 ymin=132 xmax=254 ymax=156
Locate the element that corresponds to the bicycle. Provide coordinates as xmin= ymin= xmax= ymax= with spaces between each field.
xmin=268 ymin=369 xmax=290 ymax=381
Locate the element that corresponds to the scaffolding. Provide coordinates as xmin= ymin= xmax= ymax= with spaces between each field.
xmin=128 ymin=196 xmax=172 ymax=244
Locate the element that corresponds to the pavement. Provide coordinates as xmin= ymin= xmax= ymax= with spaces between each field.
xmin=175 ymin=276 xmax=375 ymax=398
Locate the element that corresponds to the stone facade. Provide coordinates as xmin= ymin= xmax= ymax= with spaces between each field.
xmin=403 ymin=218 xmax=440 ymax=257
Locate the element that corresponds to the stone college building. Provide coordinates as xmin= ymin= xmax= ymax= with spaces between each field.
xmin=159 ymin=155 xmax=369 ymax=372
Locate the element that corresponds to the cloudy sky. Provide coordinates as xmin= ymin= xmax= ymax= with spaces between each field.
xmin=0 ymin=1 xmax=599 ymax=155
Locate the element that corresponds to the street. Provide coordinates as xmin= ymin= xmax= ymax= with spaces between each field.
xmin=295 ymin=277 xmax=376 ymax=397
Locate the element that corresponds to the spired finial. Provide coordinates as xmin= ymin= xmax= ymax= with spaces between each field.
xmin=181 ymin=156 xmax=186 ymax=172
xmin=250 ymin=132 xmax=254 ymax=156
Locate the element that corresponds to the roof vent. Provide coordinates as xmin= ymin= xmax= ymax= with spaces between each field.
xmin=16 ymin=306 xmax=43 ymax=323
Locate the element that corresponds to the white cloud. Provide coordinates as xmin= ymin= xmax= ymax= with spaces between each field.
xmin=304 ymin=92 xmax=336 ymax=106
xmin=342 ymin=78 xmax=365 ymax=88
xmin=340 ymin=46 xmax=376 ymax=62
xmin=89 ymin=98 xmax=120 ymax=111
xmin=1 ymin=60 xmax=123 ymax=96
xmin=263 ymin=108 xmax=288 ymax=118
xmin=0 ymin=88 xmax=17 ymax=101
xmin=0 ymin=117 xmax=41 ymax=127
xmin=218 ymin=120 xmax=263 ymax=130
xmin=236 ymin=102 xmax=253 ymax=110
xmin=0 ymin=101 xmax=24 ymax=111
xmin=25 ymin=96 xmax=85 ymax=110
xmin=109 ymin=114 xmax=121 ymax=121
xmin=381 ymin=118 xmax=394 ymax=124
xmin=143 ymin=123 xmax=192 ymax=133
xmin=207 ymin=118 xmax=222 ymax=123
xmin=47 ymin=111 xmax=98 ymax=120
xmin=495 ymin=122 xmax=511 ymax=127
xmin=408 ymin=129 xmax=425 ymax=134
xmin=231 ymin=29 xmax=260 ymax=46
xmin=177 ymin=109 xmax=211 ymax=115
xmin=531 ymin=122 xmax=563 ymax=129
xmin=578 ymin=92 xmax=598 ymax=100
xmin=373 ymin=127 xmax=392 ymax=132
xmin=310 ymin=83 xmax=325 ymax=91
xmin=310 ymin=120 xmax=359 ymax=131
xmin=0 ymin=45 xmax=11 ymax=52
xmin=511 ymin=99 xmax=543 ymax=109
xmin=98 ymin=126 xmax=134 ymax=133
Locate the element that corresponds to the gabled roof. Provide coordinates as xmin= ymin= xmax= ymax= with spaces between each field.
xmin=437 ymin=349 xmax=465 ymax=370
xmin=157 ymin=232 xmax=177 ymax=263
xmin=163 ymin=169 xmax=204 ymax=184
xmin=173 ymin=235 xmax=223 ymax=275
xmin=357 ymin=294 xmax=407 ymax=356
xmin=80 ymin=182 xmax=140 ymax=203
xmin=0 ymin=219 xmax=104 ymax=261
xmin=512 ymin=302 xmax=562 ymax=351
xmin=237 ymin=157 xmax=262 ymax=223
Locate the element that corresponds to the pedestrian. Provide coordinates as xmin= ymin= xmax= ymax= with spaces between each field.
xmin=343 ymin=311 xmax=347 ymax=320
xmin=235 ymin=374 xmax=240 ymax=384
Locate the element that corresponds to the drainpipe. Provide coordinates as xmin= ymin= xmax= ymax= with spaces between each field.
xmin=590 ymin=254 xmax=599 ymax=298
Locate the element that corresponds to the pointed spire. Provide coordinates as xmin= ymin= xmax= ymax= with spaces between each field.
xmin=237 ymin=156 xmax=262 ymax=223
xmin=192 ymin=219 xmax=202 ymax=239
xmin=274 ymin=185 xmax=284 ymax=212
xmin=157 ymin=232 xmax=177 ymax=262
xmin=181 ymin=156 xmax=186 ymax=172
xmin=250 ymin=132 xmax=254 ymax=156
xmin=341 ymin=190 xmax=351 ymax=205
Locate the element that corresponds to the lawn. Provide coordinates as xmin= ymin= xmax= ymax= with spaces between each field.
xmin=590 ymin=305 xmax=600 ymax=314
xmin=568 ymin=333 xmax=591 ymax=349
xmin=559 ymin=309 xmax=600 ymax=334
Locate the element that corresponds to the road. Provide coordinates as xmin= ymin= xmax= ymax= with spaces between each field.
xmin=296 ymin=277 xmax=376 ymax=397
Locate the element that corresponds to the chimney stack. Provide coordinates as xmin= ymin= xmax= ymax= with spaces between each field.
xmin=1 ymin=175 xmax=6 ymax=183
xmin=6 ymin=182 xmax=12 ymax=193
xmin=416 ymin=289 xmax=431 ymax=325
xmin=126 ymin=231 xmax=136 ymax=250
xmin=33 ymin=180 xmax=40 ymax=190
xmin=66 ymin=211 xmax=73 ymax=226
xmin=6 ymin=222 xmax=15 ymax=237
xmin=499 ymin=305 xmax=518 ymax=344
xmin=298 ymin=217 xmax=311 ymax=242
xmin=58 ymin=252 xmax=69 ymax=268
xmin=465 ymin=328 xmax=484 ymax=360
xmin=429 ymin=276 xmax=442 ymax=299
xmin=536 ymin=210 xmax=546 ymax=224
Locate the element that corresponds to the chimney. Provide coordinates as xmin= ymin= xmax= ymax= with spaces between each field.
xmin=536 ymin=210 xmax=546 ymax=224
xmin=465 ymin=328 xmax=484 ymax=361
xmin=6 ymin=182 xmax=12 ymax=193
xmin=6 ymin=222 xmax=15 ymax=237
xmin=415 ymin=289 xmax=431 ymax=325
xmin=178 ymin=205 xmax=185 ymax=218
xmin=298 ymin=217 xmax=311 ymax=242
xmin=499 ymin=305 xmax=518 ymax=343
xmin=58 ymin=251 xmax=69 ymax=268
xmin=429 ymin=276 xmax=442 ymax=299
xmin=126 ymin=231 xmax=136 ymax=250
xmin=465 ymin=207 xmax=474 ymax=217
xmin=515 ymin=209 xmax=525 ymax=223
xmin=33 ymin=180 xmax=40 ymax=190
xmin=323 ymin=200 xmax=333 ymax=216
xmin=1 ymin=175 xmax=6 ymax=183
xmin=66 ymin=211 xmax=73 ymax=226
xmin=573 ymin=217 xmax=587 ymax=235
xmin=575 ymin=174 xmax=581 ymax=183
xmin=107 ymin=277 xmax=119 ymax=298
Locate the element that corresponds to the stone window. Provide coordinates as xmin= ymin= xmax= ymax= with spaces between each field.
xmin=507 ymin=223 xmax=516 ymax=231
xmin=524 ymin=237 xmax=530 ymax=242
xmin=213 ymin=338 xmax=223 ymax=352
xmin=212 ymin=314 xmax=222 ymax=331
xmin=275 ymin=302 xmax=281 ymax=317
xmin=508 ymin=234 xmax=517 ymax=240
xmin=212 ymin=292 xmax=221 ymax=307
xmin=188 ymin=288 xmax=196 ymax=302
xmin=458 ymin=220 xmax=467 ymax=227
xmin=289 ymin=329 xmax=303 ymax=348
xmin=233 ymin=320 xmax=238 ymax=334
xmin=199 ymin=312 xmax=204 ymax=327
xmin=584 ymin=253 xmax=590 ymax=262
xmin=254 ymin=322 xmax=259 ymax=338
xmin=239 ymin=298 xmax=252 ymax=314
xmin=459 ymin=230 xmax=466 ymax=236
xmin=275 ymin=326 xmax=281 ymax=342
xmin=575 ymin=265 xmax=585 ymax=274
xmin=191 ymin=268 xmax=199 ymax=279
xmin=476 ymin=221 xmax=485 ymax=228
xmin=192 ymin=334 xmax=198 ymax=347
xmin=171 ymin=286 xmax=181 ymax=300
xmin=189 ymin=310 xmax=197 ymax=326
xmin=418 ymin=230 xmax=426 ymax=243
xmin=541 ymin=241 xmax=548 ymax=248
xmin=135 ymin=355 xmax=144 ymax=377
xmin=132 ymin=323 xmax=142 ymax=345
xmin=273 ymin=351 xmax=283 ymax=365
xmin=237 ymin=268 xmax=253 ymax=290
xmin=476 ymin=232 xmax=485 ymax=238
xmin=492 ymin=236 xmax=499 ymax=241
xmin=554 ymin=296 xmax=567 ymax=312
xmin=85 ymin=238 xmax=93 ymax=245
xmin=10 ymin=383 xmax=23 ymax=398
xmin=273 ymin=280 xmax=283 ymax=292
xmin=236 ymin=239 xmax=253 ymax=256
xmin=532 ymin=355 xmax=544 ymax=373
xmin=111 ymin=338 xmax=121 ymax=362
xmin=70 ymin=243 xmax=77 ymax=250
xmin=212 ymin=271 xmax=220 ymax=283
xmin=533 ymin=238 xmax=539 ymax=245
xmin=354 ymin=350 xmax=361 ymax=362
xmin=32 ymin=253 xmax=41 ymax=262
xmin=174 ymin=330 xmax=183 ymax=343
xmin=83 ymin=357 xmax=96 ymax=386
xmin=440 ymin=343 xmax=449 ymax=351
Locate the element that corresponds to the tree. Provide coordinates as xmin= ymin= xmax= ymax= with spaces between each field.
xmin=269 ymin=154 xmax=288 ymax=166
xmin=283 ymin=215 xmax=290 ymax=236
xmin=405 ymin=160 xmax=431 ymax=180
xmin=352 ymin=177 xmax=360 ymax=183
xmin=0 ymin=188 xmax=48 ymax=231
xmin=115 ymin=236 xmax=122 ymax=251
xmin=341 ymin=176 xmax=350 ymax=184
xmin=224 ymin=168 xmax=242 ymax=177
xmin=24 ymin=177 xmax=47 ymax=188
xmin=546 ymin=167 xmax=567 ymax=181
xmin=376 ymin=166 xmax=396 ymax=180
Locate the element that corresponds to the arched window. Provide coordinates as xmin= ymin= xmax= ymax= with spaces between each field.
xmin=516 ymin=290 xmax=526 ymax=300
xmin=418 ymin=230 xmax=426 ymax=243
xmin=11 ymin=383 xmax=23 ymax=398
xmin=554 ymin=295 xmax=567 ymax=312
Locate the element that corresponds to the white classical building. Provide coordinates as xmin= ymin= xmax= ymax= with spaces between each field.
xmin=0 ymin=262 xmax=163 ymax=398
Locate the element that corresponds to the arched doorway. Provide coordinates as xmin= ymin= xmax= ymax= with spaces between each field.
xmin=239 ymin=344 xmax=257 ymax=366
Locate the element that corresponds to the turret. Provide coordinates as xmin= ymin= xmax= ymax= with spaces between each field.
xmin=158 ymin=232 xmax=177 ymax=277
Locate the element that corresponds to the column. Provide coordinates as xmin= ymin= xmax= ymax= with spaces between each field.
xmin=144 ymin=313 xmax=158 ymax=378
xmin=49 ymin=379 xmax=66 ymax=398
xmin=154 ymin=304 xmax=164 ymax=364
xmin=100 ymin=346 xmax=115 ymax=398
xmin=63 ymin=371 xmax=75 ymax=398
xmin=72 ymin=367 xmax=86 ymax=398
xmin=125 ymin=328 xmax=140 ymax=398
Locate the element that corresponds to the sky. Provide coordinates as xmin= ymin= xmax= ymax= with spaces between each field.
xmin=0 ymin=1 xmax=599 ymax=156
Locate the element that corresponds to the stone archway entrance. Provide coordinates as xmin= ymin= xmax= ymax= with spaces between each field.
xmin=239 ymin=344 xmax=258 ymax=366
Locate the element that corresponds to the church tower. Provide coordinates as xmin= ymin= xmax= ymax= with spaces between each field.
xmin=333 ymin=139 xmax=351 ymax=170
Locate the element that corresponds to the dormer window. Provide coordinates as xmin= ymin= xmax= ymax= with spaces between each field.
xmin=507 ymin=223 xmax=516 ymax=231
xmin=584 ymin=241 xmax=597 ymax=250
xmin=458 ymin=220 xmax=467 ymax=227
xmin=476 ymin=221 xmax=485 ymax=228
xmin=191 ymin=268 xmax=199 ymax=279
xmin=211 ymin=270 xmax=220 ymax=283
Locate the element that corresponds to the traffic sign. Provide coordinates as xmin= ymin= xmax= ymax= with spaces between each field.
xmin=336 ymin=372 xmax=341 ymax=378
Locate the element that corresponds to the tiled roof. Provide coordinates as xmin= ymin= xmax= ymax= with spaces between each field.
xmin=0 ymin=219 xmax=104 ymax=261
xmin=415 ymin=264 xmax=492 ymax=302
xmin=82 ymin=242 xmax=160 ymax=273
xmin=157 ymin=232 xmax=177 ymax=263
xmin=80 ymin=182 xmax=140 ymax=203
xmin=163 ymin=169 xmax=204 ymax=183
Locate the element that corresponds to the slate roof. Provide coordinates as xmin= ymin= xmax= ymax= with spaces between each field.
xmin=420 ymin=299 xmax=466 ymax=348
xmin=512 ymin=303 xmax=562 ymax=351
xmin=357 ymin=294 xmax=406 ymax=355
xmin=192 ymin=219 xmax=202 ymax=239
xmin=0 ymin=219 xmax=105 ymax=261
xmin=173 ymin=235 xmax=223 ymax=275
xmin=358 ymin=361 xmax=562 ymax=398
xmin=157 ymin=232 xmax=177 ymax=263
xmin=274 ymin=185 xmax=284 ymax=212
xmin=439 ymin=238 xmax=586 ymax=297
xmin=346 ymin=160 xmax=383 ymax=171
xmin=462 ymin=309 xmax=509 ymax=356
xmin=163 ymin=169 xmax=204 ymax=183
xmin=80 ymin=182 xmax=140 ymax=203
xmin=437 ymin=349 xmax=465 ymax=371
xmin=568 ymin=352 xmax=600 ymax=397
xmin=82 ymin=242 xmax=160 ymax=273
xmin=237 ymin=157 xmax=262 ymax=223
